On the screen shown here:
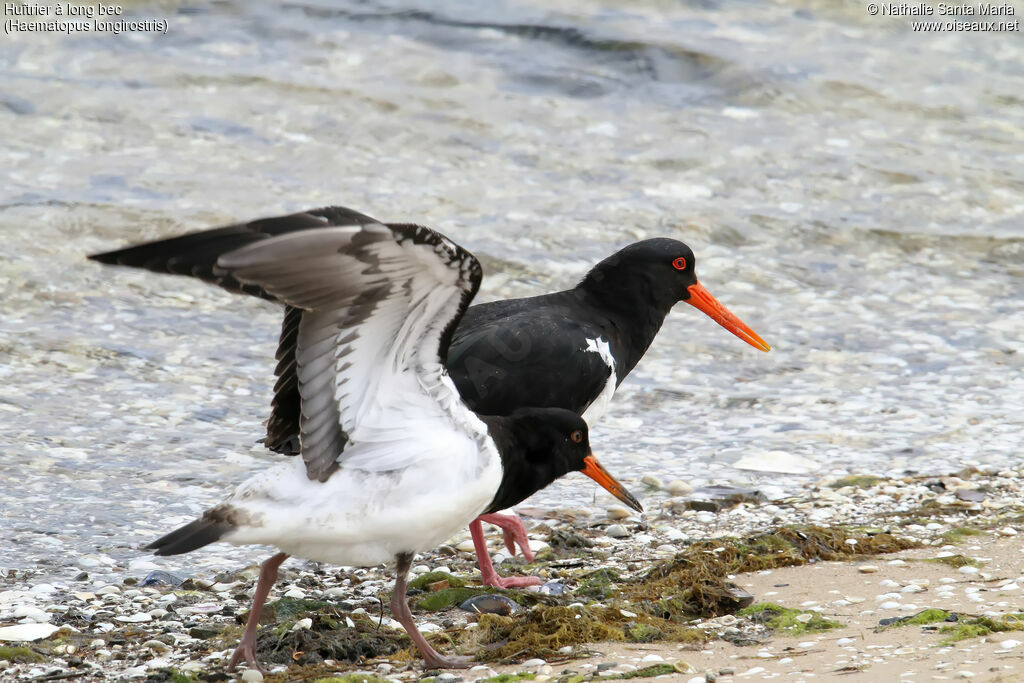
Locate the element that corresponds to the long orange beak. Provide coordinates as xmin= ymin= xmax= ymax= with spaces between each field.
xmin=581 ymin=454 xmax=643 ymax=513
xmin=685 ymin=282 xmax=770 ymax=352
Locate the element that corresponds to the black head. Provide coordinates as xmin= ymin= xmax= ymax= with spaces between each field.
xmin=483 ymin=407 xmax=642 ymax=514
xmin=580 ymin=238 xmax=770 ymax=353
xmin=581 ymin=238 xmax=697 ymax=306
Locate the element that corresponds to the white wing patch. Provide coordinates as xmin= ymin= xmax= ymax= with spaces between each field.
xmin=217 ymin=222 xmax=487 ymax=480
xmin=581 ymin=337 xmax=617 ymax=425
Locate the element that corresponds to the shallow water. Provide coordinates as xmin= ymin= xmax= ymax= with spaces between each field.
xmin=2 ymin=0 xmax=1022 ymax=582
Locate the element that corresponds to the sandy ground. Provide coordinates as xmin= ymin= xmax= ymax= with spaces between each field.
xmin=481 ymin=534 xmax=1024 ymax=682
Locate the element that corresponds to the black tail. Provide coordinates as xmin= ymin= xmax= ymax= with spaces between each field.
xmin=146 ymin=513 xmax=234 ymax=556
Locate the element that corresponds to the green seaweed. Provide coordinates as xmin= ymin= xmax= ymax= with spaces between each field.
xmin=416 ymin=587 xmax=491 ymax=611
xmin=921 ymin=554 xmax=983 ymax=568
xmin=0 ymin=646 xmax=44 ymax=663
xmin=408 ymin=571 xmax=466 ymax=591
xmin=879 ymin=608 xmax=954 ymax=629
xmin=474 ymin=606 xmax=624 ymax=660
xmin=738 ymin=603 xmax=842 ymax=634
xmin=576 ymin=567 xmax=622 ymax=600
xmin=940 ymin=614 xmax=1024 ymax=644
xmin=938 ymin=527 xmax=989 ymax=544
xmin=608 ymin=663 xmax=685 ymax=679
xmin=829 ymin=475 xmax=884 ymax=489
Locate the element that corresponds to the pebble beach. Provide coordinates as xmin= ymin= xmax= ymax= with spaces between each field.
xmin=4 ymin=467 xmax=1024 ymax=681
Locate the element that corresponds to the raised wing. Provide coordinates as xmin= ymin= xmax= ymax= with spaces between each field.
xmin=88 ymin=206 xmax=383 ymax=300
xmin=89 ymin=206 xmax=384 ymax=455
xmin=216 ymin=222 xmax=483 ymax=482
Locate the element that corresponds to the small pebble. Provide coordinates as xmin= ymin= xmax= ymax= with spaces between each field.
xmin=521 ymin=658 xmax=547 ymax=667
xmin=665 ymin=479 xmax=693 ymax=495
xmin=607 ymin=506 xmax=632 ymax=520
xmin=641 ymin=474 xmax=663 ymax=489
xmin=641 ymin=654 xmax=664 ymax=662
xmin=115 ymin=613 xmax=153 ymax=623
xmin=1000 ymin=639 xmax=1021 ymax=649
xmin=284 ymin=588 xmax=305 ymax=599
xmin=143 ymin=639 xmax=170 ymax=653
xmin=998 ymin=526 xmax=1018 ymax=536
xmin=958 ymin=566 xmax=980 ymax=575
xmin=858 ymin=565 xmax=879 ymax=574
xmin=837 ymin=637 xmax=855 ymax=645
xmin=605 ymin=524 xmax=629 ymax=538
xmin=241 ymin=670 xmax=264 ymax=682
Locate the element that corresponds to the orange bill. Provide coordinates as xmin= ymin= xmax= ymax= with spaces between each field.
xmin=685 ymin=281 xmax=771 ymax=352
xmin=581 ymin=454 xmax=643 ymax=512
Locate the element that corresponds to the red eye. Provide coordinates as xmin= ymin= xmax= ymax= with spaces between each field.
xmin=672 ymin=257 xmax=687 ymax=270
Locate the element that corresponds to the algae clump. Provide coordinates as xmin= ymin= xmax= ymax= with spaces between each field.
xmin=939 ymin=527 xmax=988 ymax=544
xmin=474 ymin=605 xmax=624 ymax=660
xmin=0 ymin=646 xmax=44 ymax=663
xmin=408 ymin=571 xmax=466 ymax=591
xmin=922 ymin=554 xmax=983 ymax=568
xmin=738 ymin=603 xmax=842 ymax=634
xmin=940 ymin=614 xmax=1024 ymax=644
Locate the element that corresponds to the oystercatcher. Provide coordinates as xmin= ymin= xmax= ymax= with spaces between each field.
xmin=90 ymin=206 xmax=769 ymax=587
xmin=94 ymin=219 xmax=641 ymax=671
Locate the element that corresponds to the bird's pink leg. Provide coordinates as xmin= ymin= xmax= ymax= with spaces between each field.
xmin=228 ymin=552 xmax=288 ymax=673
xmin=470 ymin=517 xmax=542 ymax=589
xmin=392 ymin=552 xmax=471 ymax=669
xmin=478 ymin=512 xmax=535 ymax=562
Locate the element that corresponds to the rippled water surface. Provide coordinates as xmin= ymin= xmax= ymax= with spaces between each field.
xmin=2 ymin=0 xmax=1023 ymax=580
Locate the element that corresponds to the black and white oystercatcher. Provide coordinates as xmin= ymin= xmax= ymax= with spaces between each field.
xmin=90 ymin=205 xmax=768 ymax=587
xmin=92 ymin=219 xmax=642 ymax=671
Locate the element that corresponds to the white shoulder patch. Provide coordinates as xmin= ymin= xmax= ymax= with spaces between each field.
xmin=582 ymin=337 xmax=616 ymax=426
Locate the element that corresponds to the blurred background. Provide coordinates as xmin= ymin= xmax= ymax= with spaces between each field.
xmin=2 ymin=0 xmax=1022 ymax=580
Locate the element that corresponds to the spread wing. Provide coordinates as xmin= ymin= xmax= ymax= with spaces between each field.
xmin=215 ymin=222 xmax=483 ymax=481
xmin=89 ymin=206 xmax=385 ymax=455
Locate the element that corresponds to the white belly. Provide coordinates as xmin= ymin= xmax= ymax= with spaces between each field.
xmin=221 ymin=431 xmax=502 ymax=566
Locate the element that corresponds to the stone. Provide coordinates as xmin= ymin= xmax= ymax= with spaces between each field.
xmin=665 ymin=479 xmax=693 ymax=495
xmin=115 ymin=613 xmax=153 ymax=623
xmin=143 ymin=639 xmax=170 ymax=653
xmin=0 ymin=623 xmax=60 ymax=642
xmin=605 ymin=524 xmax=629 ymax=538
xmin=13 ymin=606 xmax=50 ymax=623
xmin=858 ymin=565 xmax=879 ymax=573
xmin=241 ymin=670 xmax=264 ymax=682
xmin=641 ymin=474 xmax=663 ymax=489
xmin=607 ymin=506 xmax=632 ymax=520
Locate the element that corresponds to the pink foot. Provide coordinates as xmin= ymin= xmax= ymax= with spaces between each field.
xmin=478 ymin=512 xmax=535 ymax=562
xmin=471 ymin=515 xmax=543 ymax=589
xmin=227 ymin=640 xmax=261 ymax=673
xmin=422 ymin=653 xmax=473 ymax=669
xmin=483 ymin=573 xmax=543 ymax=589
